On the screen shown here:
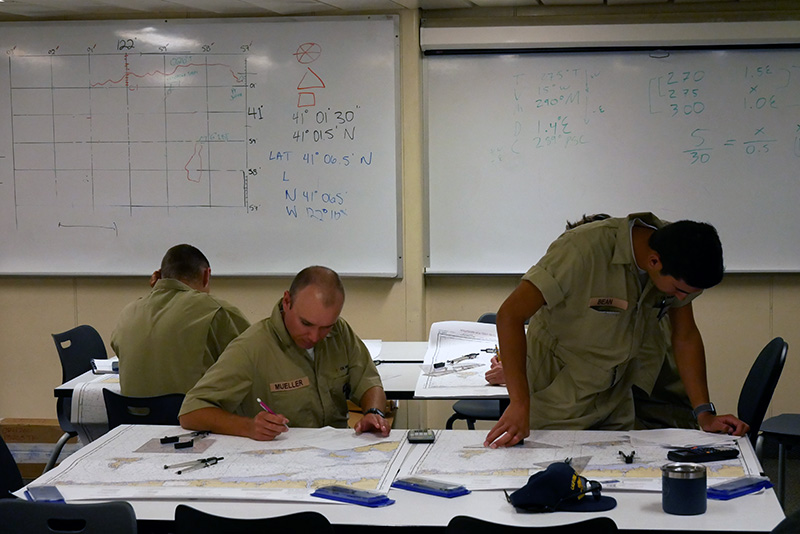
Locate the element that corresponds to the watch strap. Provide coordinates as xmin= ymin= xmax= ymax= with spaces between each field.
xmin=692 ymin=402 xmax=716 ymax=419
xmin=365 ymin=408 xmax=385 ymax=418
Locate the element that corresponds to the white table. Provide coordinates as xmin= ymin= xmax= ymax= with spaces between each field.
xmin=22 ymin=425 xmax=786 ymax=533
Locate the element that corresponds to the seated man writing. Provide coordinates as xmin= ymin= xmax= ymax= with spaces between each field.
xmin=111 ymin=244 xmax=250 ymax=397
xmin=179 ymin=265 xmax=390 ymax=441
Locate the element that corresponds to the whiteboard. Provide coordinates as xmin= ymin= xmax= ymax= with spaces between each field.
xmin=0 ymin=16 xmax=401 ymax=276
xmin=425 ymin=49 xmax=800 ymax=274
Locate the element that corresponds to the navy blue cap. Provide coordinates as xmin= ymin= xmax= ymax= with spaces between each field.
xmin=508 ymin=462 xmax=617 ymax=513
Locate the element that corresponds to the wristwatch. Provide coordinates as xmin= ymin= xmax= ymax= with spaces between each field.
xmin=692 ymin=402 xmax=716 ymax=419
xmin=364 ymin=408 xmax=385 ymax=418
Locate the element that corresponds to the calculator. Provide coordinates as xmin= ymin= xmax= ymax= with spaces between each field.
xmin=407 ymin=429 xmax=436 ymax=443
xmin=667 ymin=446 xmax=739 ymax=462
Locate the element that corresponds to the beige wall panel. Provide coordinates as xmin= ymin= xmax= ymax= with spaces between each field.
xmin=0 ymin=279 xmax=75 ymax=419
xmin=693 ymin=275 xmax=773 ymax=416
xmin=75 ymin=277 xmax=148 ymax=349
xmin=771 ymin=274 xmax=800 ymax=416
xmin=425 ymin=275 xmax=519 ymax=327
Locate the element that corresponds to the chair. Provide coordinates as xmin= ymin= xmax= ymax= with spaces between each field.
xmin=174 ymin=504 xmax=335 ymax=534
xmin=1 ymin=433 xmax=24 ymax=498
xmin=737 ymin=337 xmax=787 ymax=448
xmin=102 ymin=389 xmax=185 ymax=430
xmin=759 ymin=413 xmax=800 ymax=508
xmin=446 ymin=515 xmax=618 ymax=533
xmin=446 ymin=312 xmax=507 ymax=430
xmin=46 ymin=325 xmax=108 ymax=472
xmin=0 ymin=500 xmax=136 ymax=534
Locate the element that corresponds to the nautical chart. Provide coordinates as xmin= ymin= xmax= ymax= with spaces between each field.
xmin=401 ymin=429 xmax=753 ymax=491
xmin=34 ymin=425 xmax=407 ymax=502
xmin=415 ymin=321 xmax=507 ymax=398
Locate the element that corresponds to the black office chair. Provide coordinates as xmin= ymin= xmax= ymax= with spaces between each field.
xmin=1 ymin=434 xmax=24 ymax=499
xmin=0 ymin=500 xmax=136 ymax=534
xmin=760 ymin=413 xmax=800 ymax=508
xmin=46 ymin=325 xmax=108 ymax=472
xmin=103 ymin=389 xmax=185 ymax=430
xmin=174 ymin=504 xmax=335 ymax=534
xmin=446 ymin=515 xmax=618 ymax=533
xmin=737 ymin=337 xmax=787 ymax=448
xmin=446 ymin=312 xmax=507 ymax=430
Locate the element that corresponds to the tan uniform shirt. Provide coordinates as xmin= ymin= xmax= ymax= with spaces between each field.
xmin=179 ymin=300 xmax=383 ymax=428
xmin=111 ymin=278 xmax=250 ymax=397
xmin=522 ymin=212 xmax=697 ymax=430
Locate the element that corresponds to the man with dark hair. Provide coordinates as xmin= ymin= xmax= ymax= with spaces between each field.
xmin=179 ymin=265 xmax=389 ymax=441
xmin=111 ymin=244 xmax=250 ymax=397
xmin=484 ymin=213 xmax=748 ymax=447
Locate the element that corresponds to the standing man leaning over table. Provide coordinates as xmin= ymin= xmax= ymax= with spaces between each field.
xmin=179 ymin=265 xmax=390 ymax=441
xmin=111 ymin=244 xmax=250 ymax=397
xmin=484 ymin=213 xmax=749 ymax=448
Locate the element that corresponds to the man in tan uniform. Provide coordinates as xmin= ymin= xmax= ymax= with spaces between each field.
xmin=484 ymin=213 xmax=749 ymax=447
xmin=111 ymin=244 xmax=250 ymax=396
xmin=179 ymin=265 xmax=389 ymax=441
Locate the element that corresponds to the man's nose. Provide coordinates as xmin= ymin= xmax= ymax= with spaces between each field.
xmin=308 ymin=328 xmax=323 ymax=343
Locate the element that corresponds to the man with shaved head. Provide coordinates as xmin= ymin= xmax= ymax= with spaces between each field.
xmin=180 ymin=266 xmax=389 ymax=440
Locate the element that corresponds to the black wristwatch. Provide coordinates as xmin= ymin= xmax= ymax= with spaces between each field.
xmin=365 ymin=408 xmax=385 ymax=418
xmin=692 ymin=402 xmax=716 ymax=420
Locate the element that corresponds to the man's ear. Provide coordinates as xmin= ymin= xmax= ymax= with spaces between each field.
xmin=282 ymin=290 xmax=292 ymax=310
xmin=648 ymin=253 xmax=663 ymax=272
xmin=202 ymin=267 xmax=211 ymax=290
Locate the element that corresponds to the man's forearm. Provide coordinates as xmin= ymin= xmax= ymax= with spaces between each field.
xmin=359 ymin=386 xmax=388 ymax=413
xmin=180 ymin=407 xmax=253 ymax=438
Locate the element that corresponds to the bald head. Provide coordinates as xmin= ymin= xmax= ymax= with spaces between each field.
xmin=288 ymin=266 xmax=344 ymax=307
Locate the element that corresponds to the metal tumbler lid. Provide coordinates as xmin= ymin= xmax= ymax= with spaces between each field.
xmin=662 ymin=462 xmax=707 ymax=479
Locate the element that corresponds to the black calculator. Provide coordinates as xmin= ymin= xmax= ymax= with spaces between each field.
xmin=407 ymin=429 xmax=436 ymax=443
xmin=667 ymin=446 xmax=739 ymax=462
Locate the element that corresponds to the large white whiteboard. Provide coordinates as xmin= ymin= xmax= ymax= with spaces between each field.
xmin=425 ymin=49 xmax=800 ymax=273
xmin=0 ymin=16 xmax=400 ymax=276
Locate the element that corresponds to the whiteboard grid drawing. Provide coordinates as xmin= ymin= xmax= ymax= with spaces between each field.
xmin=0 ymin=17 xmax=401 ymax=276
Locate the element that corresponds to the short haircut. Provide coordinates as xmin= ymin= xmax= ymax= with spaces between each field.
xmin=289 ymin=266 xmax=345 ymax=306
xmin=649 ymin=221 xmax=724 ymax=289
xmin=160 ymin=244 xmax=210 ymax=284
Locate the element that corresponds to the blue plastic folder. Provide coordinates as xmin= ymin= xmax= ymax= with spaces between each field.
xmin=311 ymin=485 xmax=395 ymax=507
xmin=392 ymin=477 xmax=470 ymax=498
xmin=707 ymin=476 xmax=773 ymax=500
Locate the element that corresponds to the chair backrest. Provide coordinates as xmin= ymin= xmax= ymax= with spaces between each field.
xmin=477 ymin=312 xmax=497 ymax=324
xmin=52 ymin=325 xmax=108 ymax=383
xmin=0 ymin=500 xmax=136 ymax=534
xmin=103 ymin=389 xmax=185 ymax=430
xmin=738 ymin=337 xmax=788 ymax=447
xmin=174 ymin=504 xmax=335 ymax=534
xmin=446 ymin=515 xmax=618 ymax=534
xmin=0 ymin=434 xmax=23 ymax=498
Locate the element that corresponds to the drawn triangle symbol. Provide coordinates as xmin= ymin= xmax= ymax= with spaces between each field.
xmin=297 ymin=67 xmax=325 ymax=90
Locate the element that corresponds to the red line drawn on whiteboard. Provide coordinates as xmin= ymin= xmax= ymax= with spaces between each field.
xmin=297 ymin=92 xmax=316 ymax=108
xmin=297 ymin=67 xmax=325 ymax=90
xmin=294 ymin=43 xmax=321 ymax=64
xmin=91 ymin=55 xmax=243 ymax=88
xmin=184 ymin=143 xmax=204 ymax=183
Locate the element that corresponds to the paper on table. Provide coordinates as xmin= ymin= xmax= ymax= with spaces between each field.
xmin=414 ymin=321 xmax=506 ymax=398
xmin=90 ymin=357 xmax=118 ymax=374
xmin=363 ymin=339 xmax=382 ymax=360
